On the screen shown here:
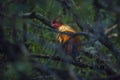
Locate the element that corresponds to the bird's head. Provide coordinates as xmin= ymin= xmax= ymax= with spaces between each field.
xmin=52 ymin=16 xmax=62 ymax=29
xmin=52 ymin=20 xmax=62 ymax=29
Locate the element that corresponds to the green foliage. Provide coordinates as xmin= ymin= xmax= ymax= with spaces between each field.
xmin=5 ymin=64 xmax=19 ymax=80
xmin=4 ymin=62 xmax=32 ymax=80
xmin=0 ymin=0 xmax=120 ymax=80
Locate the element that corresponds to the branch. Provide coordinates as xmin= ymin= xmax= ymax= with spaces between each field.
xmin=85 ymin=23 xmax=120 ymax=66
xmin=96 ymin=0 xmax=120 ymax=13
xmin=32 ymin=59 xmax=85 ymax=80
xmin=56 ymin=0 xmax=120 ymax=67
xmin=31 ymin=23 xmax=89 ymax=37
xmin=108 ymin=33 xmax=119 ymax=38
xmin=21 ymin=13 xmax=86 ymax=37
xmin=81 ymin=50 xmax=117 ymax=75
xmin=95 ymin=55 xmax=117 ymax=75
xmin=105 ymin=24 xmax=118 ymax=34
xmin=22 ymin=11 xmax=120 ymax=70
xmin=30 ymin=54 xmax=93 ymax=69
xmin=30 ymin=54 xmax=118 ymax=75
xmin=21 ymin=12 xmax=53 ymax=28
xmin=92 ymin=75 xmax=120 ymax=80
xmin=93 ymin=0 xmax=102 ymax=21
xmin=32 ymin=56 xmax=120 ymax=80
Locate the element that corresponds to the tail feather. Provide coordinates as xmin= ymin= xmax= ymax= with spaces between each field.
xmin=70 ymin=43 xmax=80 ymax=60
xmin=63 ymin=38 xmax=80 ymax=60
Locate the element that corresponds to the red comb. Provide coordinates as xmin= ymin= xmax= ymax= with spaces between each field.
xmin=52 ymin=16 xmax=62 ymax=28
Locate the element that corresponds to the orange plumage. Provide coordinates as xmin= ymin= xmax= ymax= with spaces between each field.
xmin=52 ymin=20 xmax=81 ymax=58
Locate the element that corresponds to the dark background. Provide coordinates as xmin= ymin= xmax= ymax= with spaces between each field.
xmin=0 ymin=0 xmax=120 ymax=80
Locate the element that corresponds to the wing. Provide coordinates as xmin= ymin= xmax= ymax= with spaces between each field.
xmin=57 ymin=24 xmax=81 ymax=58
xmin=57 ymin=31 xmax=81 ymax=57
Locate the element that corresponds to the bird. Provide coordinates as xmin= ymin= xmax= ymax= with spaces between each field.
xmin=52 ymin=18 xmax=81 ymax=60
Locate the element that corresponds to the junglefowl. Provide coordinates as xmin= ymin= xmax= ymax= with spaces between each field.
xmin=52 ymin=19 xmax=81 ymax=59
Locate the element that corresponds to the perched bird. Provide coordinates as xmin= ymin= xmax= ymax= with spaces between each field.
xmin=52 ymin=18 xmax=81 ymax=59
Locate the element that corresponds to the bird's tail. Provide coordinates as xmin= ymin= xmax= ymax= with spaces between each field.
xmin=70 ymin=43 xmax=80 ymax=61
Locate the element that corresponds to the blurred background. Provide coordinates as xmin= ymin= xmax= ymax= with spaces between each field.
xmin=0 ymin=0 xmax=120 ymax=80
